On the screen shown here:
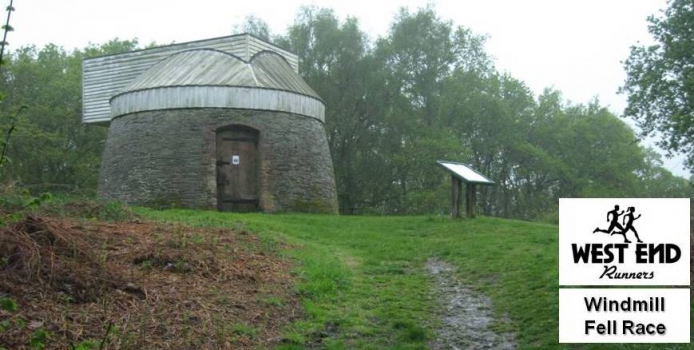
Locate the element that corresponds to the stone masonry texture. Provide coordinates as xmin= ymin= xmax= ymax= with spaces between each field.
xmin=98 ymin=108 xmax=338 ymax=213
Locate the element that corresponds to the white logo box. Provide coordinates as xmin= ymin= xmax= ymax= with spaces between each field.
xmin=559 ymin=198 xmax=690 ymax=286
xmin=559 ymin=288 xmax=690 ymax=343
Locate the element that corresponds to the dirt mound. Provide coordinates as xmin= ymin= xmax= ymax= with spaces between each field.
xmin=1 ymin=216 xmax=118 ymax=304
xmin=0 ymin=215 xmax=301 ymax=349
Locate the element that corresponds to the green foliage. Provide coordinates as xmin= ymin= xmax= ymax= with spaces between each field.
xmin=297 ymin=255 xmax=351 ymax=299
xmin=0 ymin=188 xmax=138 ymax=224
xmin=621 ymin=0 xmax=694 ymax=169
xmin=69 ymin=339 xmax=100 ymax=350
xmin=0 ymin=39 xmax=138 ymax=193
xmin=98 ymin=200 xmax=133 ymax=222
xmin=0 ymin=320 xmax=10 ymax=333
xmin=274 ymin=6 xmax=691 ymax=219
xmin=29 ymin=329 xmax=49 ymax=349
xmin=233 ymin=15 xmax=270 ymax=40
xmin=23 ymin=192 xmax=53 ymax=209
xmin=0 ymin=3 xmax=18 ymax=170
xmin=393 ymin=320 xmax=429 ymax=342
xmin=231 ymin=322 xmax=257 ymax=338
xmin=0 ymin=297 xmax=18 ymax=312
xmin=258 ymin=295 xmax=284 ymax=307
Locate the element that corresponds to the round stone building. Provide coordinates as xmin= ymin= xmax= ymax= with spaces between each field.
xmin=82 ymin=34 xmax=338 ymax=213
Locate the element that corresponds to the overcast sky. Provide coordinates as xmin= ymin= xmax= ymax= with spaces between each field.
xmin=6 ymin=0 xmax=690 ymax=177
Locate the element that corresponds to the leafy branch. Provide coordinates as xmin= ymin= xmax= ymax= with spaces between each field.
xmin=1 ymin=105 xmax=26 ymax=167
xmin=0 ymin=0 xmax=17 ymax=169
xmin=0 ymin=0 xmax=14 ymax=67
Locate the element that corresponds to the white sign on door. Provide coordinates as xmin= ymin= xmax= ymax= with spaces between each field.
xmin=232 ymin=155 xmax=239 ymax=165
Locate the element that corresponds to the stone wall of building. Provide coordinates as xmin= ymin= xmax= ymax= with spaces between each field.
xmin=98 ymin=108 xmax=338 ymax=213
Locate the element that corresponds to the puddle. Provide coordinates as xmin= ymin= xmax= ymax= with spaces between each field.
xmin=426 ymin=259 xmax=516 ymax=350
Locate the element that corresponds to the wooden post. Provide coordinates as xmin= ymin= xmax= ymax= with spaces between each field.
xmin=466 ymin=183 xmax=476 ymax=218
xmin=457 ymin=179 xmax=463 ymax=218
xmin=470 ymin=183 xmax=476 ymax=218
xmin=465 ymin=183 xmax=471 ymax=218
xmin=451 ymin=175 xmax=462 ymax=218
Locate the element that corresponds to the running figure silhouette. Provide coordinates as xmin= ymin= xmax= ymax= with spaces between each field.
xmin=593 ymin=205 xmax=624 ymax=235
xmin=611 ymin=206 xmax=643 ymax=243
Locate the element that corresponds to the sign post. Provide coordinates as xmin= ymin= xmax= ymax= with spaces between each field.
xmin=437 ymin=160 xmax=493 ymax=219
xmin=451 ymin=175 xmax=462 ymax=218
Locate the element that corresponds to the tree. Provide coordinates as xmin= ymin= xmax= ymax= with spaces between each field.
xmin=637 ymin=148 xmax=692 ymax=197
xmin=372 ymin=6 xmax=492 ymax=214
xmin=277 ymin=7 xmax=392 ymax=213
xmin=0 ymin=40 xmax=138 ymax=193
xmin=0 ymin=0 xmax=17 ymax=169
xmin=277 ymin=5 xmax=690 ymax=217
xmin=620 ymin=0 xmax=694 ymax=169
xmin=233 ymin=15 xmax=270 ymax=41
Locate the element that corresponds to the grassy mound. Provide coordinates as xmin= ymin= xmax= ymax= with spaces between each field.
xmin=138 ymin=209 xmax=693 ymax=350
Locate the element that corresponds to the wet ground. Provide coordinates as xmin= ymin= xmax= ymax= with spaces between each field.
xmin=426 ymin=259 xmax=516 ymax=350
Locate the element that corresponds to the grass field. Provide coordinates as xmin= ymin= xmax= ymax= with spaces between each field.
xmin=137 ymin=209 xmax=693 ymax=349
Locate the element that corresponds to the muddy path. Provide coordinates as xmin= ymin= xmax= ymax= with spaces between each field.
xmin=426 ymin=259 xmax=516 ymax=350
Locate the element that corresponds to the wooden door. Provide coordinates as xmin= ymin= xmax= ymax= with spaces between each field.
xmin=216 ymin=126 xmax=259 ymax=212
